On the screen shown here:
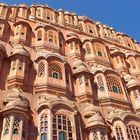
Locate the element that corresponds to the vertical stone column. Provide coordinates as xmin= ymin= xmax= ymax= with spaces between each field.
xmin=112 ymin=29 xmax=116 ymax=38
xmin=73 ymin=14 xmax=79 ymax=27
xmin=58 ymin=9 xmax=64 ymax=26
xmin=1 ymin=117 xmax=6 ymax=139
xmin=48 ymin=109 xmax=52 ymax=140
xmin=98 ymin=23 xmax=104 ymax=37
xmin=97 ymin=130 xmax=102 ymax=140
xmin=29 ymin=6 xmax=36 ymax=20
xmin=19 ymin=120 xmax=23 ymax=140
xmin=9 ymin=115 xmax=14 ymax=140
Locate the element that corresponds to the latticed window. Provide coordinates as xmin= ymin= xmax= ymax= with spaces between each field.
xmin=37 ymin=30 xmax=43 ymax=41
xmin=49 ymin=63 xmax=62 ymax=79
xmin=133 ymin=90 xmax=139 ymax=99
xmin=40 ymin=113 xmax=48 ymax=140
xmin=101 ymin=131 xmax=106 ymax=140
xmin=97 ymin=51 xmax=103 ymax=57
xmin=116 ymin=57 xmax=120 ymax=63
xmin=38 ymin=62 xmax=45 ymax=77
xmin=97 ymin=76 xmax=105 ymax=92
xmin=115 ymin=125 xmax=124 ymax=140
xmin=85 ymin=43 xmax=91 ymax=55
xmin=11 ymin=60 xmax=16 ymax=71
xmin=47 ymin=30 xmax=57 ymax=45
xmin=127 ymin=125 xmax=140 ymax=140
xmin=59 ymin=131 xmax=67 ymax=140
xmin=79 ymin=77 xmax=83 ymax=85
xmin=20 ymin=25 xmax=26 ymax=36
xmin=106 ymin=76 xmax=123 ymax=94
xmin=3 ymin=116 xmax=10 ymax=135
xmin=41 ymin=133 xmax=47 ymax=140
xmin=79 ymin=22 xmax=83 ymax=31
xmin=13 ymin=117 xmax=20 ymax=134
xmin=37 ymin=8 xmax=41 ymax=17
xmin=15 ymin=26 xmax=20 ymax=36
xmin=129 ymin=58 xmax=136 ymax=69
xmin=0 ymin=23 xmax=4 ymax=36
xmin=69 ymin=42 xmax=74 ymax=50
xmin=85 ymin=77 xmax=89 ymax=87
xmin=18 ymin=60 xmax=23 ymax=71
xmin=93 ymin=131 xmax=98 ymax=140
xmin=53 ymin=115 xmax=73 ymax=140
xmin=87 ymin=25 xmax=94 ymax=34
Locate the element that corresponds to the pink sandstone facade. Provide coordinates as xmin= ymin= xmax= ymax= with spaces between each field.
xmin=0 ymin=3 xmax=140 ymax=140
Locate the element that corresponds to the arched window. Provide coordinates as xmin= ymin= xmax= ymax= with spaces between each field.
xmin=115 ymin=125 xmax=124 ymax=140
xmin=47 ymin=30 xmax=57 ymax=45
xmin=127 ymin=125 xmax=140 ymax=140
xmin=20 ymin=25 xmax=26 ymax=36
xmin=37 ymin=8 xmax=41 ymax=17
xmin=13 ymin=128 xmax=18 ymax=134
xmin=106 ymin=76 xmax=123 ymax=94
xmin=113 ymin=86 xmax=119 ymax=93
xmin=13 ymin=117 xmax=20 ymax=135
xmin=97 ymin=51 xmax=103 ymax=57
xmin=79 ymin=22 xmax=84 ymax=31
xmin=52 ymin=115 xmax=73 ymax=140
xmin=116 ymin=57 xmax=120 ymax=63
xmin=11 ymin=60 xmax=16 ymax=71
xmin=37 ymin=30 xmax=43 ymax=41
xmin=99 ymin=86 xmax=105 ymax=91
xmin=85 ymin=77 xmax=89 ymax=87
xmin=129 ymin=58 xmax=136 ymax=69
xmin=18 ymin=60 xmax=23 ymax=71
xmin=15 ymin=25 xmax=20 ymax=36
xmin=4 ymin=129 xmax=9 ymax=135
xmin=3 ymin=116 xmax=10 ymax=135
xmin=85 ymin=43 xmax=91 ymax=55
xmin=93 ymin=131 xmax=98 ymax=140
xmin=52 ymin=72 xmax=59 ymax=79
xmin=49 ymin=63 xmax=62 ymax=79
xmin=97 ymin=76 xmax=105 ymax=92
xmin=40 ymin=113 xmax=48 ymax=133
xmin=41 ymin=133 xmax=47 ymax=140
xmin=88 ymin=25 xmax=94 ymax=34
xmin=59 ymin=131 xmax=67 ymax=140
xmin=38 ymin=62 xmax=45 ymax=77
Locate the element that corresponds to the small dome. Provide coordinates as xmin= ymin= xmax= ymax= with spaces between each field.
xmin=11 ymin=45 xmax=30 ymax=57
xmin=18 ymin=3 xmax=28 ymax=8
xmin=57 ymin=8 xmax=63 ymax=12
xmin=65 ymin=11 xmax=71 ymax=15
xmin=0 ymin=3 xmax=8 ymax=6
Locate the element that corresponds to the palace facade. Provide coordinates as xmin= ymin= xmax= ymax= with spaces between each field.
xmin=0 ymin=3 xmax=140 ymax=140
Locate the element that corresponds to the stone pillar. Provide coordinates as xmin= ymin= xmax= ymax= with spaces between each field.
xmin=73 ymin=14 xmax=79 ymax=27
xmin=98 ymin=24 xmax=104 ymax=37
xmin=29 ymin=6 xmax=35 ymax=20
xmin=58 ymin=9 xmax=64 ymax=25
xmin=48 ymin=110 xmax=52 ymax=140
xmin=97 ymin=130 xmax=101 ymax=140
xmin=9 ymin=115 xmax=14 ymax=140
xmin=1 ymin=117 xmax=6 ymax=139
xmin=19 ymin=120 xmax=23 ymax=140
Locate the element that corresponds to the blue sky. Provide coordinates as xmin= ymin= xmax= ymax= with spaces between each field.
xmin=1 ymin=0 xmax=140 ymax=42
